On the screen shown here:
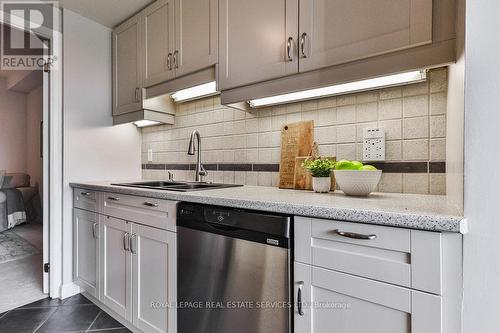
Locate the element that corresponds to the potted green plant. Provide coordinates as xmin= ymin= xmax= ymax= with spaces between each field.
xmin=302 ymin=157 xmax=336 ymax=193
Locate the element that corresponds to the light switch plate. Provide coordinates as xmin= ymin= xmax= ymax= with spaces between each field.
xmin=363 ymin=128 xmax=385 ymax=161
xmin=147 ymin=149 xmax=154 ymax=162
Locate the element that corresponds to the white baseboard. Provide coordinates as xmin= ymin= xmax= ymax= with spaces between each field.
xmin=60 ymin=282 xmax=81 ymax=299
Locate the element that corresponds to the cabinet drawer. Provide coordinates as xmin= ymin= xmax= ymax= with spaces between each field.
xmin=102 ymin=192 xmax=177 ymax=232
xmin=74 ymin=188 xmax=100 ymax=212
xmin=295 ymin=217 xmax=442 ymax=294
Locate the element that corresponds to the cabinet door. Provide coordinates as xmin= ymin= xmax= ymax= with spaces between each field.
xmin=113 ymin=14 xmax=142 ymax=115
xmin=74 ymin=209 xmax=99 ymax=297
xmin=219 ymin=0 xmax=298 ymax=90
xmin=298 ymin=0 xmax=433 ymax=73
xmin=294 ymin=263 xmax=442 ymax=333
xmin=142 ymin=0 xmax=175 ymax=87
xmin=131 ymin=224 xmax=176 ymax=333
xmin=174 ymin=0 xmax=218 ymax=78
xmin=101 ymin=216 xmax=132 ymax=320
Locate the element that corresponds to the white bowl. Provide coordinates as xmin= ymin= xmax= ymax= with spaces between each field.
xmin=334 ymin=170 xmax=382 ymax=196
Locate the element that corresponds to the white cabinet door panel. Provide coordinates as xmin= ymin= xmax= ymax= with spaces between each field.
xmin=74 ymin=209 xmax=99 ymax=297
xmin=131 ymin=223 xmax=177 ymax=333
xmin=101 ymin=216 xmax=132 ymax=320
xmin=175 ymin=0 xmax=218 ymax=77
xmin=113 ymin=15 xmax=142 ymax=115
xmin=142 ymin=0 xmax=175 ymax=87
xmin=299 ymin=0 xmax=433 ymax=72
xmin=219 ymin=0 xmax=298 ymax=90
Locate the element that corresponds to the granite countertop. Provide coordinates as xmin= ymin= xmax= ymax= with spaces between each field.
xmin=70 ymin=181 xmax=466 ymax=233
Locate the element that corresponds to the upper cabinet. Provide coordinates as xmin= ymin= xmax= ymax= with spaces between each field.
xmin=112 ymin=0 xmax=218 ymax=121
xmin=142 ymin=0 xmax=175 ymax=87
xmin=113 ymin=15 xmax=142 ymax=116
xmin=218 ymin=0 xmax=298 ymax=90
xmin=298 ymin=0 xmax=433 ymax=73
xmin=175 ymin=0 xmax=218 ymax=77
xmin=219 ymin=0 xmax=454 ymax=93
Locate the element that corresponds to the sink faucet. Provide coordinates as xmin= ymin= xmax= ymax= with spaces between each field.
xmin=187 ymin=130 xmax=207 ymax=182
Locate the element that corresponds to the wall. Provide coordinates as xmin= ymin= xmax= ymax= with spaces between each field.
xmin=61 ymin=9 xmax=142 ymax=295
xmin=142 ymin=68 xmax=448 ymax=195
xmin=26 ymin=85 xmax=43 ymax=194
xmin=0 ymin=78 xmax=27 ymax=173
xmin=463 ymin=1 xmax=500 ymax=332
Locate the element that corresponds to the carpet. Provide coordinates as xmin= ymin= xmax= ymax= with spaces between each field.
xmin=0 ymin=230 xmax=40 ymax=264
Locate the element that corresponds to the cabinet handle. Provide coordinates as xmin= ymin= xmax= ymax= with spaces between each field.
xmin=144 ymin=201 xmax=159 ymax=207
xmin=286 ymin=37 xmax=294 ymax=62
xmin=135 ymin=88 xmax=140 ymax=102
xmin=167 ymin=53 xmax=173 ymax=70
xmin=333 ymin=229 xmax=377 ymax=240
xmin=297 ymin=281 xmax=304 ymax=316
xmin=92 ymin=222 xmax=98 ymax=239
xmin=130 ymin=234 xmax=137 ymax=254
xmin=300 ymin=32 xmax=308 ymax=58
xmin=123 ymin=232 xmax=130 ymax=251
xmin=108 ymin=196 xmax=120 ymax=201
xmin=80 ymin=191 xmax=91 ymax=197
xmin=173 ymin=50 xmax=179 ymax=69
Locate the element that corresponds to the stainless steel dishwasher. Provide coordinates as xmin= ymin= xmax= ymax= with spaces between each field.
xmin=177 ymin=202 xmax=292 ymax=333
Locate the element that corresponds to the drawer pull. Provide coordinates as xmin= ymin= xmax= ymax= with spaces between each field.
xmin=333 ymin=230 xmax=377 ymax=240
xmin=80 ymin=191 xmax=91 ymax=196
xmin=144 ymin=202 xmax=159 ymax=207
xmin=108 ymin=196 xmax=120 ymax=201
xmin=297 ymin=281 xmax=304 ymax=316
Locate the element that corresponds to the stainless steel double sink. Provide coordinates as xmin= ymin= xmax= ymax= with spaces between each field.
xmin=112 ymin=181 xmax=242 ymax=192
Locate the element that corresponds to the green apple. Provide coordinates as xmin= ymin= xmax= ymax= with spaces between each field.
xmin=350 ymin=161 xmax=364 ymax=170
xmin=335 ymin=160 xmax=354 ymax=170
xmin=360 ymin=165 xmax=378 ymax=171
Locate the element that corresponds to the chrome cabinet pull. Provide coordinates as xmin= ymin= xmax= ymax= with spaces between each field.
xmin=123 ymin=232 xmax=130 ymax=251
xmin=173 ymin=50 xmax=179 ymax=68
xmin=144 ymin=202 xmax=159 ymax=207
xmin=135 ymin=88 xmax=140 ymax=101
xmin=130 ymin=234 xmax=137 ymax=254
xmin=92 ymin=222 xmax=98 ymax=239
xmin=286 ymin=37 xmax=294 ymax=62
xmin=297 ymin=281 xmax=305 ymax=316
xmin=300 ymin=32 xmax=308 ymax=58
xmin=108 ymin=196 xmax=120 ymax=201
xmin=167 ymin=53 xmax=173 ymax=70
xmin=333 ymin=229 xmax=377 ymax=240
xmin=80 ymin=191 xmax=91 ymax=197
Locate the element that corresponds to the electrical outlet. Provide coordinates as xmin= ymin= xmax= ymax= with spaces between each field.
xmin=147 ymin=149 xmax=154 ymax=162
xmin=363 ymin=128 xmax=385 ymax=161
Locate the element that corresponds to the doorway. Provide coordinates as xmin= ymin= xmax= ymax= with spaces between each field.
xmin=0 ymin=22 xmax=50 ymax=313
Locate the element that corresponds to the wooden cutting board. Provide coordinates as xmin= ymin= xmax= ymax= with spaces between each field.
xmin=294 ymin=156 xmax=337 ymax=191
xmin=279 ymin=121 xmax=314 ymax=189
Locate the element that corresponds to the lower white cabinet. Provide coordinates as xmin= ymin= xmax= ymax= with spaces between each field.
xmin=131 ymin=223 xmax=176 ymax=333
xmin=101 ymin=216 xmax=132 ymax=320
xmin=74 ymin=201 xmax=177 ymax=333
xmin=74 ymin=208 xmax=99 ymax=297
xmin=295 ymin=262 xmax=442 ymax=333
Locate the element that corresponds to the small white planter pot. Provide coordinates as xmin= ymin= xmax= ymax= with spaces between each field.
xmin=312 ymin=177 xmax=331 ymax=193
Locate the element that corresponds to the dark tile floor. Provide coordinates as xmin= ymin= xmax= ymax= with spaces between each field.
xmin=0 ymin=294 xmax=132 ymax=333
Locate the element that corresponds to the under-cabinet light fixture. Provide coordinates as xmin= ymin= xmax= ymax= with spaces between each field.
xmin=248 ymin=70 xmax=427 ymax=108
xmin=134 ymin=120 xmax=161 ymax=128
xmin=171 ymin=81 xmax=218 ymax=103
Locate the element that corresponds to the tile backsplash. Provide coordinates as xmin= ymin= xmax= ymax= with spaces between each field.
xmin=142 ymin=67 xmax=448 ymax=195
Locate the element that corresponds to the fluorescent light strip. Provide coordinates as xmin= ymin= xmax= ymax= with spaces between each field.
xmin=171 ymin=81 xmax=218 ymax=102
xmin=248 ymin=70 xmax=427 ymax=108
xmin=134 ymin=120 xmax=161 ymax=128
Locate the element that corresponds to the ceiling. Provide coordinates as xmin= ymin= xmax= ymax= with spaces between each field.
xmin=58 ymin=0 xmax=154 ymax=28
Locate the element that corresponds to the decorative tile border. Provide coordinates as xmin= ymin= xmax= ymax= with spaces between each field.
xmin=142 ymin=162 xmax=445 ymax=173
